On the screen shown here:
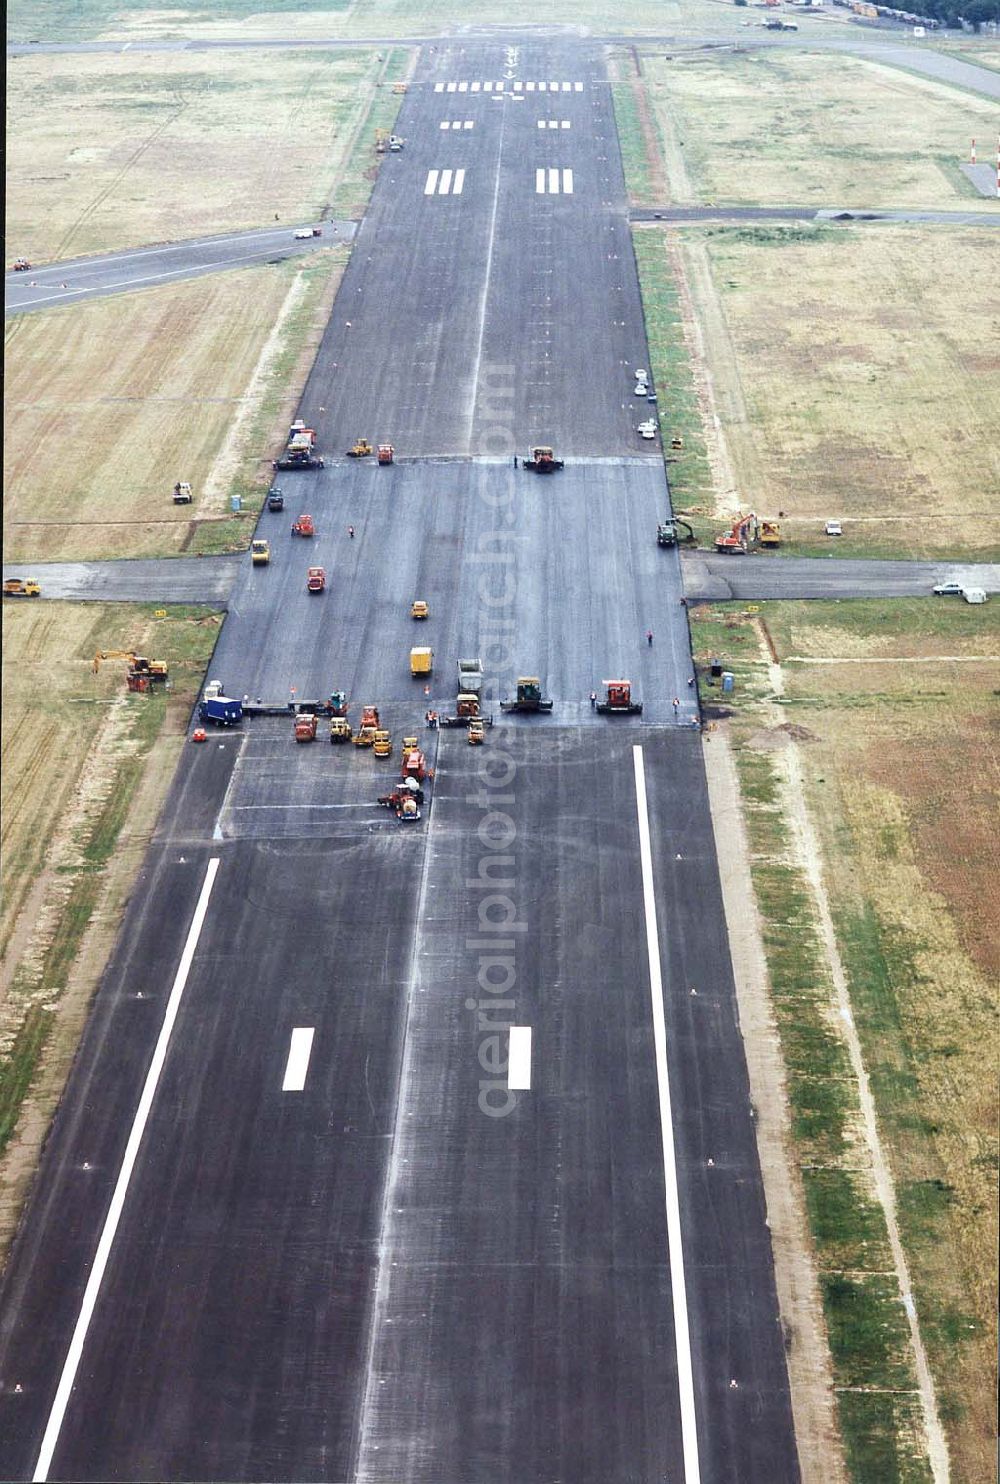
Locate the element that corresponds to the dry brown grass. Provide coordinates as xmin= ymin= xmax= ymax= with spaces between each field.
xmin=5 ymin=48 xmax=383 ymax=262
xmin=708 ymin=600 xmax=999 ymax=1480
xmin=683 ymin=226 xmax=1000 ymax=557
xmin=3 ymin=255 xmax=343 ymax=563
xmin=645 ymin=49 xmax=1000 ymax=208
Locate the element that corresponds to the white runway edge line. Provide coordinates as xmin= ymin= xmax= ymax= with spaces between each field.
xmin=632 ymin=747 xmax=702 ymax=1484
xmin=282 ymin=1028 xmax=315 ymax=1092
xmin=33 ymin=858 xmax=221 ymax=1483
xmin=508 ymin=1027 xmax=532 ymax=1090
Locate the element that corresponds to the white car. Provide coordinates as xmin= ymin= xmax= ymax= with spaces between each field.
xmin=637 ymin=419 xmax=657 ymax=439
xmin=824 ymin=521 xmax=843 ymax=536
xmin=293 ymin=228 xmax=313 ymax=240
xmin=932 ymin=581 xmax=963 ymax=596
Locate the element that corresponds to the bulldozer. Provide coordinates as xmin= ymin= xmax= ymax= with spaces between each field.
xmin=354 ymin=705 xmax=380 ymax=747
xmin=347 ymin=439 xmax=373 ymax=458
xmin=523 ymin=446 xmax=564 ymax=474
xmin=596 ymin=680 xmax=643 ymax=716
xmin=500 ymin=678 xmax=553 ymax=714
xmin=93 ymin=650 xmax=168 ymax=681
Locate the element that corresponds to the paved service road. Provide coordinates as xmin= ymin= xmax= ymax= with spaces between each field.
xmin=682 ymin=553 xmax=1000 ymax=601
xmin=1 ymin=556 xmax=243 ymax=604
xmin=4 ymin=223 xmax=355 ymax=315
xmin=0 ymin=40 xmax=798 ymax=1484
xmin=632 ymin=205 xmax=1000 ymax=226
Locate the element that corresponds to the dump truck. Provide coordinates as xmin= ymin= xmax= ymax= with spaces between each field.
xmin=252 ymin=539 xmax=271 ymax=566
xmin=656 ymin=517 xmax=695 ymax=548
xmin=275 ymin=419 xmax=324 ymax=470
xmin=347 ymin=439 xmax=373 ymax=458
xmin=307 ymin=566 xmax=326 ymax=593
xmin=411 ymin=647 xmax=433 ymax=676
xmin=524 ymin=446 xmax=564 ymax=473
xmin=457 ymin=658 xmax=483 ymax=696
xmin=377 ymin=444 xmax=394 ymax=466
xmin=199 ymin=694 xmax=243 ymax=726
xmin=3 ymin=578 xmax=41 ymax=597
xmin=173 ymin=481 xmax=193 ymax=504
xmin=294 ymin=713 xmax=318 ymax=742
xmin=596 ymin=680 xmax=643 ymax=715
xmin=330 ymin=717 xmax=353 ymax=743
xmin=401 ymin=746 xmax=429 ymax=781
xmin=500 ymin=678 xmax=553 ymax=713
xmin=291 ymin=514 xmax=315 ymax=537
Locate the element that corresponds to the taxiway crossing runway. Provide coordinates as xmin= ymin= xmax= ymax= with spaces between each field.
xmin=0 ymin=39 xmax=799 ymax=1484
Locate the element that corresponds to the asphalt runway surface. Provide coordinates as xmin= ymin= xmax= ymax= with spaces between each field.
xmin=681 ymin=552 xmax=1000 ymax=601
xmin=0 ymin=39 xmax=799 ymax=1484
xmin=4 ymin=224 xmax=354 ymax=316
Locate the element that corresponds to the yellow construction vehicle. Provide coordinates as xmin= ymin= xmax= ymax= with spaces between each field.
xmin=374 ymin=129 xmax=388 ymax=154
xmin=252 ymin=539 xmax=271 ymax=566
xmin=759 ymin=520 xmax=781 ymax=548
xmin=468 ymin=718 xmax=485 ymax=745
xmin=347 ymin=438 xmax=373 ymax=458
xmin=330 ymin=717 xmax=353 ymax=744
xmin=393 ymin=82 xmax=407 ymax=94
xmin=411 ymin=600 xmax=429 ymax=620
xmin=93 ymin=651 xmax=168 ymax=680
xmin=373 ymin=729 xmax=393 ymax=758
xmin=3 ymin=578 xmax=41 ymax=597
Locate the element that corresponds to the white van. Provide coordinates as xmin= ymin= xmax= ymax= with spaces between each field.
xmin=962 ymin=587 xmax=987 ymax=604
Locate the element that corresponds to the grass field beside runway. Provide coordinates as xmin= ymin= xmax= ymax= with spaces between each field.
xmin=632 ymin=223 xmax=1000 ymax=560
xmin=643 ymin=49 xmax=1000 ymax=209
xmin=6 ymin=47 xmax=386 ymax=262
xmin=691 ymin=598 xmax=999 ymax=1484
xmin=0 ymin=603 xmax=221 ymax=1252
xmin=3 ymin=254 xmax=345 ymax=564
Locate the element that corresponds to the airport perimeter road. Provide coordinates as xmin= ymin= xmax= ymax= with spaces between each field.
xmin=4 ymin=223 xmax=354 ymax=315
xmin=0 ymin=40 xmax=797 ymax=1484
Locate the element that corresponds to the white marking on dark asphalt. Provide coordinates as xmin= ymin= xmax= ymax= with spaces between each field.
xmin=563 ymin=168 xmax=574 ymax=194
xmin=434 ymin=82 xmax=444 ymax=92
xmin=548 ymin=167 xmax=560 ymax=194
xmin=424 ymin=170 xmax=440 ymax=195
xmin=438 ymin=169 xmax=454 ymax=195
xmin=633 ymin=746 xmax=702 ymax=1484
xmin=508 ymin=1027 xmax=532 ymax=1090
xmin=33 ymin=857 xmax=222 ymax=1482
xmin=282 ymin=1028 xmax=315 ymax=1091
xmin=453 ymin=169 xmax=466 ymax=195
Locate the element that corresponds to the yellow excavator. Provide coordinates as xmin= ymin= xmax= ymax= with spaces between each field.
xmin=93 ymin=650 xmax=168 ymax=680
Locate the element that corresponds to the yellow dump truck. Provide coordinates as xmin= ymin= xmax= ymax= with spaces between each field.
xmin=410 ymin=647 xmax=433 ymax=676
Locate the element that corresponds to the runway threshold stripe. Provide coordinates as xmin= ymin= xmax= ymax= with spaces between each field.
xmin=282 ymin=1028 xmax=315 ymax=1091
xmin=536 ymin=168 xmax=546 ymax=194
xmin=563 ymin=169 xmax=574 ymax=194
xmin=424 ymin=170 xmax=439 ymax=195
xmin=633 ymin=747 xmax=702 ymax=1484
xmin=508 ymin=1027 xmax=532 ymax=1090
xmin=453 ymin=169 xmax=466 ymax=195
xmin=33 ymin=858 xmax=222 ymax=1483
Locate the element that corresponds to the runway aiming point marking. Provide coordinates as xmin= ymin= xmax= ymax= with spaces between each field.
xmin=282 ymin=1028 xmax=315 ymax=1092
xmin=508 ymin=1027 xmax=532 ymax=1090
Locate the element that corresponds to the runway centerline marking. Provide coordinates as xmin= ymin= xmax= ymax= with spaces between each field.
xmin=633 ymin=746 xmax=701 ymax=1484
xmin=282 ymin=1028 xmax=315 ymax=1091
xmin=508 ymin=1027 xmax=532 ymax=1090
xmin=33 ymin=857 xmax=222 ymax=1483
